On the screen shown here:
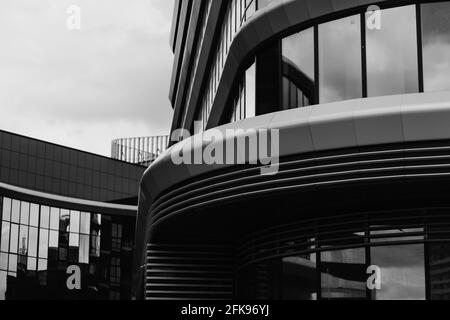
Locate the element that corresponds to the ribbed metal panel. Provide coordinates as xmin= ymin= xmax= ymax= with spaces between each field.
xmin=145 ymin=244 xmax=233 ymax=300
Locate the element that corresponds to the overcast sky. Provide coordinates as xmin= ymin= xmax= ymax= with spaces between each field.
xmin=0 ymin=0 xmax=174 ymax=157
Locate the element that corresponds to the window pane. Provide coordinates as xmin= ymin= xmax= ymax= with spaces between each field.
xmin=50 ymin=207 xmax=59 ymax=230
xmin=69 ymin=233 xmax=79 ymax=247
xmin=11 ymin=200 xmax=20 ymax=224
xmin=18 ymin=225 xmax=28 ymax=255
xmin=60 ymin=209 xmax=70 ymax=232
xmin=371 ymin=244 xmax=425 ymax=300
xmin=27 ymin=257 xmax=37 ymax=271
xmin=9 ymin=224 xmax=19 ymax=254
xmin=28 ymin=227 xmax=38 ymax=257
xmin=1 ymin=222 xmax=10 ymax=252
xmin=245 ymin=62 xmax=256 ymax=118
xmin=422 ymin=2 xmax=450 ymax=92
xmin=2 ymin=198 xmax=11 ymax=222
xmin=49 ymin=230 xmax=59 ymax=248
xmin=69 ymin=211 xmax=80 ymax=233
xmin=321 ymin=248 xmax=367 ymax=300
xmin=0 ymin=253 xmax=7 ymax=270
xmin=8 ymin=254 xmax=17 ymax=273
xmin=38 ymin=229 xmax=49 ymax=259
xmin=319 ymin=15 xmax=362 ymax=103
xmin=79 ymin=234 xmax=89 ymax=264
xmin=0 ymin=271 xmax=6 ymax=300
xmin=428 ymin=243 xmax=450 ymax=300
xmin=282 ymin=27 xmax=315 ymax=108
xmin=20 ymin=202 xmax=30 ymax=226
xmin=38 ymin=259 xmax=47 ymax=271
xmin=366 ymin=5 xmax=418 ymax=97
xmin=29 ymin=204 xmax=39 ymax=227
xmin=40 ymin=206 xmax=50 ymax=229
xmin=80 ymin=212 xmax=90 ymax=235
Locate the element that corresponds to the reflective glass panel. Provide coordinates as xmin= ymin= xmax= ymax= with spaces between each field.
xmin=8 ymin=254 xmax=17 ymax=273
xmin=1 ymin=222 xmax=10 ymax=252
xmin=321 ymin=248 xmax=367 ymax=300
xmin=9 ymin=224 xmax=19 ymax=254
xmin=428 ymin=243 xmax=450 ymax=300
xmin=11 ymin=200 xmax=20 ymax=224
xmin=319 ymin=15 xmax=362 ymax=103
xmin=245 ymin=62 xmax=256 ymax=118
xmin=366 ymin=5 xmax=418 ymax=97
xmin=38 ymin=259 xmax=47 ymax=271
xmin=282 ymin=27 xmax=315 ymax=108
xmin=27 ymin=257 xmax=37 ymax=271
xmin=60 ymin=209 xmax=70 ymax=232
xmin=0 ymin=252 xmax=7 ymax=270
xmin=49 ymin=230 xmax=59 ymax=248
xmin=422 ymin=2 xmax=450 ymax=92
xmin=69 ymin=211 xmax=80 ymax=233
xmin=69 ymin=233 xmax=79 ymax=247
xmin=18 ymin=225 xmax=28 ymax=255
xmin=80 ymin=212 xmax=90 ymax=235
xmin=49 ymin=207 xmax=59 ymax=230
xmin=38 ymin=229 xmax=49 ymax=259
xmin=79 ymin=234 xmax=89 ymax=264
xmin=0 ymin=271 xmax=6 ymax=300
xmin=20 ymin=202 xmax=29 ymax=225
xmin=40 ymin=206 xmax=50 ymax=229
xmin=2 ymin=198 xmax=11 ymax=222
xmin=28 ymin=227 xmax=38 ymax=257
xmin=29 ymin=204 xmax=39 ymax=227
xmin=371 ymin=244 xmax=425 ymax=300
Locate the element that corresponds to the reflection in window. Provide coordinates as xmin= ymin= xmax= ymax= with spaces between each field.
xmin=2 ymin=198 xmax=11 ymax=222
xmin=69 ymin=211 xmax=80 ymax=234
xmin=422 ymin=2 xmax=450 ymax=92
xmin=112 ymin=224 xmax=122 ymax=252
xmin=38 ymin=229 xmax=48 ymax=259
xmin=282 ymin=28 xmax=315 ymax=109
xmin=429 ymin=243 xmax=450 ymax=300
xmin=366 ymin=5 xmax=418 ymax=97
xmin=321 ymin=249 xmax=367 ymax=300
xmin=1 ymin=222 xmax=10 ymax=252
xmin=79 ymin=234 xmax=89 ymax=264
xmin=40 ymin=206 xmax=50 ymax=229
xmin=28 ymin=227 xmax=38 ymax=257
xmin=11 ymin=200 xmax=20 ymax=224
xmin=319 ymin=15 xmax=362 ymax=103
xmin=20 ymin=202 xmax=29 ymax=225
xmin=371 ymin=244 xmax=425 ymax=300
xmin=0 ymin=271 xmax=5 ymax=300
xmin=80 ymin=212 xmax=90 ymax=235
xmin=59 ymin=209 xmax=70 ymax=232
xmin=9 ymin=224 xmax=19 ymax=254
xmin=282 ymin=253 xmax=317 ymax=300
xmin=110 ymin=257 xmax=121 ymax=285
xmin=50 ymin=207 xmax=59 ymax=231
xmin=19 ymin=225 xmax=28 ymax=256
xmin=0 ymin=253 xmax=7 ymax=270
xmin=29 ymin=204 xmax=39 ymax=227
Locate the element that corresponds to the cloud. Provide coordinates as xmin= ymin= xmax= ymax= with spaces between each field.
xmin=0 ymin=0 xmax=174 ymax=156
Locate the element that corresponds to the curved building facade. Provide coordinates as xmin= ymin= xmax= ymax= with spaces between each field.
xmin=0 ymin=130 xmax=146 ymax=300
xmin=134 ymin=0 xmax=450 ymax=300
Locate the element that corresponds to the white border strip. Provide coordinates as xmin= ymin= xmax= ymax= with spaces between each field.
xmin=0 ymin=182 xmax=137 ymax=212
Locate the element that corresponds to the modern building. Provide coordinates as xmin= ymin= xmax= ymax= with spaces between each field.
xmin=134 ymin=0 xmax=450 ymax=300
xmin=111 ymin=136 xmax=169 ymax=166
xmin=0 ymin=130 xmax=146 ymax=300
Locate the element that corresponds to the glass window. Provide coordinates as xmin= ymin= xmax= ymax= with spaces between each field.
xmin=28 ymin=227 xmax=38 ymax=257
xmin=0 ymin=253 xmax=7 ymax=270
xmin=9 ymin=224 xmax=19 ymax=254
xmin=245 ymin=62 xmax=256 ymax=118
xmin=38 ymin=259 xmax=47 ymax=271
xmin=80 ymin=212 xmax=90 ymax=235
xmin=11 ymin=200 xmax=20 ymax=224
xmin=8 ymin=254 xmax=17 ymax=273
xmin=69 ymin=211 xmax=80 ymax=233
xmin=38 ymin=229 xmax=49 ymax=259
xmin=428 ymin=243 xmax=450 ymax=300
xmin=2 ymin=198 xmax=11 ymax=222
xmin=321 ymin=248 xmax=367 ymax=300
xmin=79 ymin=234 xmax=89 ymax=264
xmin=20 ymin=202 xmax=30 ymax=226
xmin=282 ymin=254 xmax=317 ymax=300
xmin=69 ymin=233 xmax=79 ymax=247
xmin=421 ymin=2 xmax=450 ymax=92
xmin=27 ymin=257 xmax=37 ymax=271
xmin=319 ymin=15 xmax=362 ymax=103
xmin=282 ymin=27 xmax=315 ymax=109
xmin=1 ymin=222 xmax=10 ymax=252
xmin=59 ymin=209 xmax=70 ymax=232
xmin=40 ymin=206 xmax=50 ymax=229
xmin=18 ymin=225 xmax=28 ymax=255
xmin=371 ymin=244 xmax=425 ymax=300
xmin=29 ymin=204 xmax=39 ymax=227
xmin=49 ymin=230 xmax=59 ymax=248
xmin=366 ymin=5 xmax=418 ymax=97
xmin=0 ymin=271 xmax=6 ymax=300
xmin=50 ymin=207 xmax=59 ymax=230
